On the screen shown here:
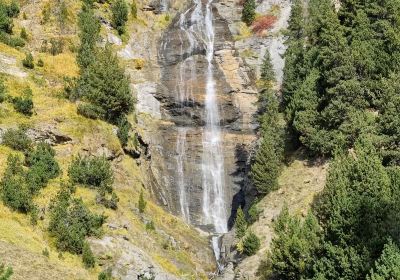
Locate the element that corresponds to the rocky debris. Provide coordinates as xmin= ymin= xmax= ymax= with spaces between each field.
xmin=90 ymin=236 xmax=180 ymax=280
xmin=107 ymin=33 xmax=123 ymax=46
xmin=25 ymin=124 xmax=72 ymax=145
xmin=0 ymin=53 xmax=27 ymax=78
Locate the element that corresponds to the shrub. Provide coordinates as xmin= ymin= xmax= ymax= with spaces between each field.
xmin=117 ymin=116 xmax=131 ymax=146
xmin=248 ymin=202 xmax=262 ymax=224
xmin=252 ymin=15 xmax=277 ymax=34
xmin=49 ymin=38 xmax=64 ymax=55
xmin=96 ymin=191 xmax=118 ymax=210
xmin=138 ymin=190 xmax=146 ymax=213
xmin=22 ymin=52 xmax=34 ymax=69
xmin=235 ymin=207 xmax=247 ymax=239
xmin=20 ymin=27 xmax=28 ymax=40
xmin=77 ymin=103 xmax=105 ymax=120
xmin=0 ymin=263 xmax=13 ymax=280
xmin=12 ymin=87 xmax=34 ymax=116
xmin=241 ymin=0 xmax=255 ymax=26
xmin=98 ymin=268 xmax=112 ymax=280
xmin=0 ymin=3 xmax=12 ymax=34
xmin=0 ymin=32 xmax=25 ymax=47
xmin=37 ymin=58 xmax=44 ymax=67
xmin=0 ymin=155 xmax=33 ymax=213
xmin=82 ymin=242 xmax=95 ymax=268
xmin=6 ymin=1 xmax=19 ymax=18
xmin=145 ymin=220 xmax=155 ymax=231
xmin=111 ymin=0 xmax=128 ymax=35
xmin=42 ymin=248 xmax=50 ymax=258
xmin=242 ymin=231 xmax=260 ymax=256
xmin=25 ymin=142 xmax=60 ymax=194
xmin=22 ymin=11 xmax=27 ymax=19
xmin=48 ymin=187 xmax=105 ymax=253
xmin=1 ymin=127 xmax=32 ymax=152
xmin=68 ymin=155 xmax=114 ymax=193
xmin=41 ymin=2 xmax=51 ymax=24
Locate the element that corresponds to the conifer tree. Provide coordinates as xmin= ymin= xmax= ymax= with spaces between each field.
xmin=241 ymin=0 xmax=255 ymax=26
xmin=234 ymin=206 xmax=247 ymax=239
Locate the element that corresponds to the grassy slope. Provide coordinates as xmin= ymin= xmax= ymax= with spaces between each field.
xmin=0 ymin=0 xmax=214 ymax=279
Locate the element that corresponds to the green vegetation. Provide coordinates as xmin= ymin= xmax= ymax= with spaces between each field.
xmin=77 ymin=103 xmax=105 ymax=120
xmin=12 ymin=87 xmax=34 ymax=116
xmin=234 ymin=206 xmax=247 ymax=239
xmin=0 ymin=1 xmax=24 ymax=47
xmin=251 ymin=50 xmax=284 ymax=195
xmin=22 ymin=52 xmax=34 ymax=69
xmin=68 ymin=155 xmax=114 ymax=194
xmin=0 ymin=78 xmax=6 ymax=103
xmin=98 ymin=268 xmax=113 ymax=280
xmin=0 ymin=263 xmax=13 ymax=280
xmin=262 ymin=141 xmax=400 ymax=279
xmin=138 ymin=190 xmax=146 ymax=213
xmin=111 ymin=0 xmax=128 ymax=35
xmin=48 ymin=186 xmax=105 ymax=254
xmin=241 ymin=0 xmax=255 ymax=26
xmin=1 ymin=127 xmax=32 ymax=152
xmin=242 ymin=231 xmax=260 ymax=256
xmin=117 ymin=115 xmax=131 ymax=147
xmin=20 ymin=27 xmax=27 ymax=40
xmin=282 ymin=0 xmax=400 ymax=158
xmin=82 ymin=242 xmax=95 ymax=268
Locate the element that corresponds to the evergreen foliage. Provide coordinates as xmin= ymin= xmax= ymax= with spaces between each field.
xmin=68 ymin=155 xmax=114 ymax=194
xmin=282 ymin=0 xmax=400 ymax=156
xmin=1 ymin=127 xmax=32 ymax=152
xmin=242 ymin=231 xmax=260 ymax=256
xmin=75 ymin=45 xmax=134 ymax=123
xmin=98 ymin=268 xmax=113 ymax=280
xmin=0 ymin=264 xmax=13 ymax=280
xmin=22 ymin=52 xmax=34 ymax=69
xmin=48 ymin=186 xmax=105 ymax=253
xmin=241 ymin=0 xmax=255 ymax=26
xmin=367 ymin=241 xmax=400 ymax=280
xmin=20 ymin=27 xmax=27 ymax=40
xmin=0 ymin=78 xmax=6 ymax=103
xmin=82 ymin=242 xmax=95 ymax=268
xmin=234 ymin=206 xmax=247 ymax=239
xmin=111 ymin=0 xmax=128 ymax=35
xmin=12 ymin=87 xmax=34 ymax=116
xmin=117 ymin=116 xmax=131 ymax=147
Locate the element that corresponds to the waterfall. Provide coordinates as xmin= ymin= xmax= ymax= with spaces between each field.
xmin=176 ymin=127 xmax=190 ymax=223
xmin=201 ymin=0 xmax=228 ymax=235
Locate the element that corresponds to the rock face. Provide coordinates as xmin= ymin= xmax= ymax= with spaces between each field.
xmin=136 ymin=0 xmax=258 ymax=232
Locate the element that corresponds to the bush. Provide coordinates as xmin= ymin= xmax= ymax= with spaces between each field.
xmin=252 ymin=15 xmax=277 ymax=34
xmin=96 ymin=191 xmax=118 ymax=210
xmin=138 ymin=190 xmax=146 ymax=213
xmin=98 ymin=268 xmax=112 ymax=280
xmin=6 ymin=1 xmax=19 ymax=18
xmin=25 ymin=142 xmax=60 ymax=194
xmin=0 ymin=155 xmax=33 ymax=213
xmin=0 ymin=3 xmax=12 ymax=34
xmin=68 ymin=155 xmax=114 ymax=193
xmin=49 ymin=38 xmax=64 ymax=55
xmin=42 ymin=248 xmax=50 ymax=258
xmin=248 ymin=202 xmax=262 ymax=224
xmin=37 ymin=58 xmax=44 ymax=67
xmin=0 ymin=32 xmax=25 ymax=47
xmin=12 ymin=87 xmax=34 ymax=116
xmin=1 ymin=127 xmax=32 ymax=152
xmin=82 ymin=242 xmax=95 ymax=268
xmin=0 ymin=263 xmax=13 ymax=280
xmin=241 ymin=0 xmax=255 ymax=26
xmin=145 ymin=220 xmax=155 ymax=231
xmin=22 ymin=52 xmax=34 ymax=69
xmin=242 ymin=231 xmax=260 ymax=256
xmin=111 ymin=0 xmax=128 ymax=35
xmin=48 ymin=187 xmax=106 ymax=253
xmin=117 ymin=116 xmax=131 ymax=146
xmin=20 ymin=27 xmax=28 ymax=40
xmin=77 ymin=103 xmax=105 ymax=120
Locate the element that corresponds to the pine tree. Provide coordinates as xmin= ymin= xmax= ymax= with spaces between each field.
xmin=367 ymin=241 xmax=400 ymax=280
xmin=138 ymin=190 xmax=146 ymax=213
xmin=260 ymin=50 xmax=275 ymax=88
xmin=235 ymin=206 xmax=247 ymax=239
xmin=76 ymin=45 xmax=134 ymax=123
xmin=241 ymin=0 xmax=255 ymax=26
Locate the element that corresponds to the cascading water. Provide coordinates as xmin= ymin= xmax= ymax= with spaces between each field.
xmin=161 ymin=0 xmax=228 ymax=263
xmin=176 ymin=127 xmax=190 ymax=223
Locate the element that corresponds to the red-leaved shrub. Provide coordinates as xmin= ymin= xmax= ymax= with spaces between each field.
xmin=252 ymin=15 xmax=277 ymax=35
